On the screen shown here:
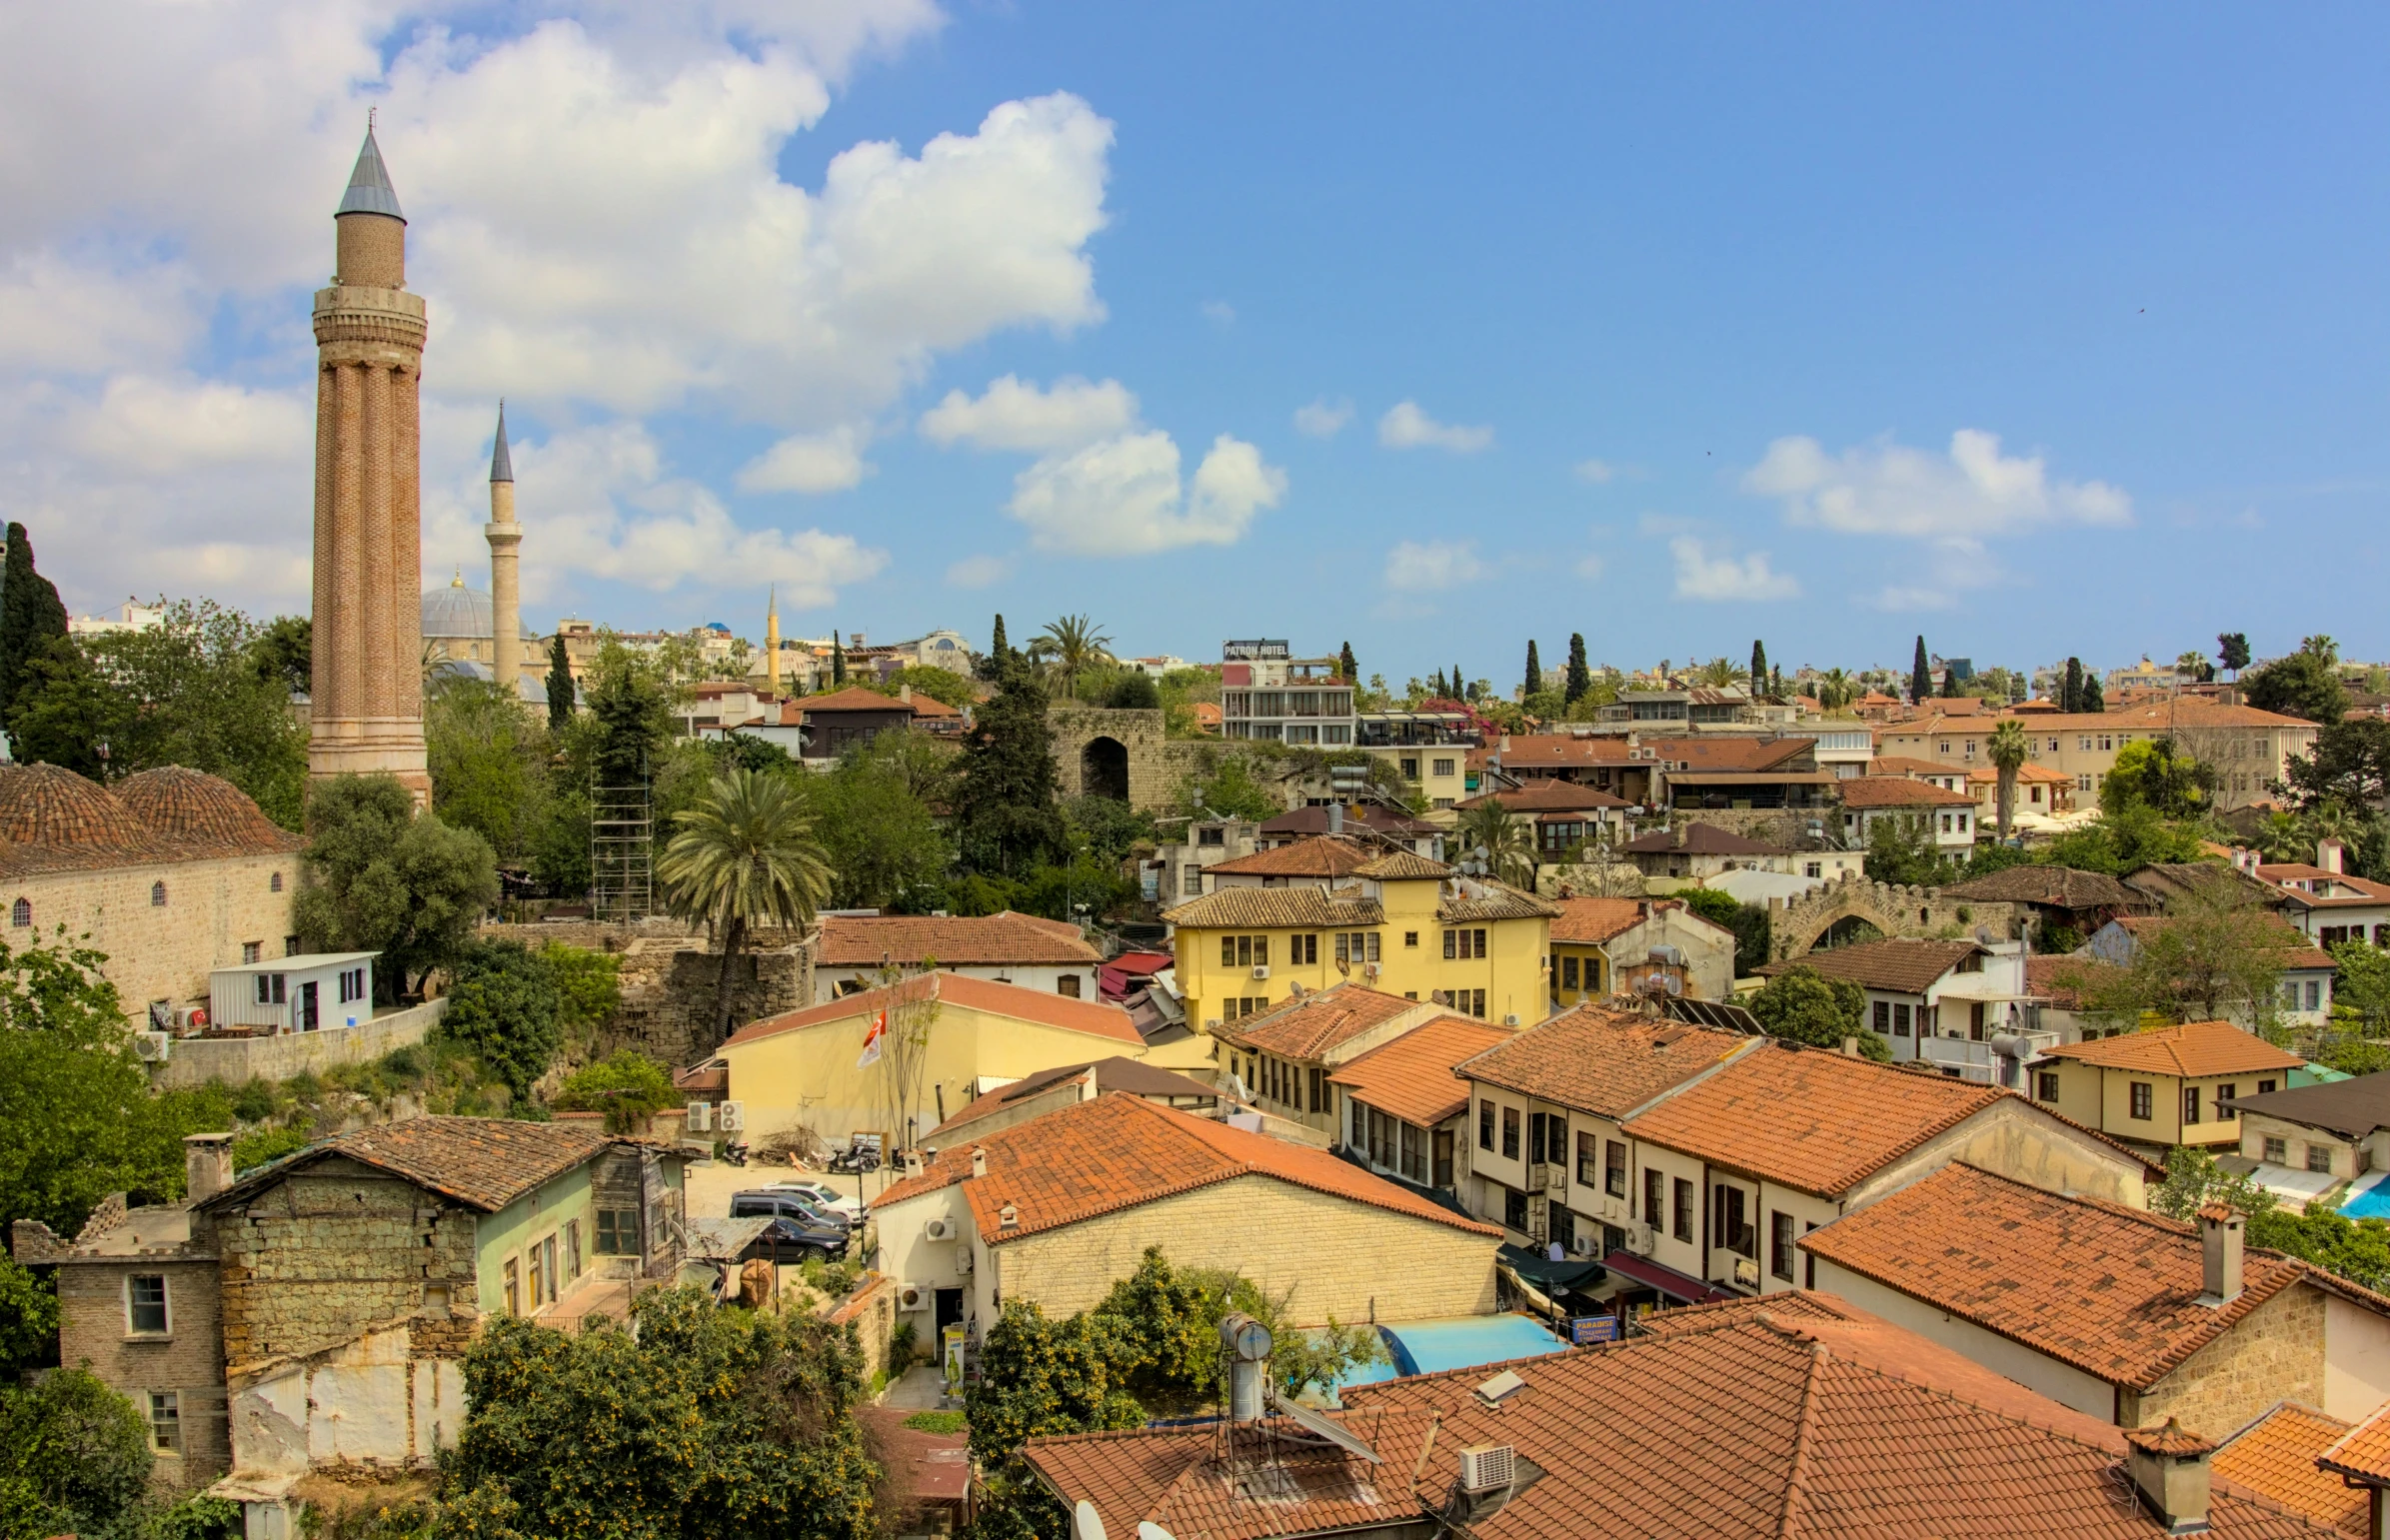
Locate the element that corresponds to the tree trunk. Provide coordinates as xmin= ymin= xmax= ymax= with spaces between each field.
xmin=713 ymin=912 xmax=748 ymax=1051
xmin=1997 ymin=767 xmax=2016 ymax=840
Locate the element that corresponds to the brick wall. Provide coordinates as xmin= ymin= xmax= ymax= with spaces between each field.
xmin=214 ymin=1164 xmax=477 ymax=1366
xmin=57 ymin=1257 xmax=230 ymax=1488
xmin=8 ymin=850 xmax=295 ymax=1023
xmin=994 ymin=1174 xmax=1497 ymax=1325
xmin=2132 ymin=1282 xmax=2327 ymax=1435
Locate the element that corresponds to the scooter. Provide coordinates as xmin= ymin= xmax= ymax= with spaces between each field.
xmin=827 ymin=1144 xmax=880 ymax=1175
xmin=721 ymin=1140 xmax=750 ymax=1167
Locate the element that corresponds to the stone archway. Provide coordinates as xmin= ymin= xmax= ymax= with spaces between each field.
xmin=1081 ymin=737 xmax=1131 ymax=801
xmin=1765 ymin=871 xmax=2022 ymax=961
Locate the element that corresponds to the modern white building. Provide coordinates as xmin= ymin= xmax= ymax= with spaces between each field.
xmin=208 ymin=952 xmax=378 ymax=1033
xmin=1219 ymin=640 xmax=1355 ymax=747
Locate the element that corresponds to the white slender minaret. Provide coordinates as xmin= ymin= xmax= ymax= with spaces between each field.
xmin=486 ymin=403 xmax=522 ymax=698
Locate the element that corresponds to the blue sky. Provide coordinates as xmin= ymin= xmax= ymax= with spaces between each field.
xmin=4 ymin=3 xmax=2384 ymax=689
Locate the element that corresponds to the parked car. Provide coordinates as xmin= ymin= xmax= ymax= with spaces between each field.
xmin=758 ymin=1179 xmax=865 ymax=1224
xmin=748 ymin=1211 xmax=850 ymax=1263
xmin=730 ymin=1189 xmax=856 ymax=1238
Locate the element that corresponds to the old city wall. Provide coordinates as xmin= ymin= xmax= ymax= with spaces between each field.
xmin=479 ymin=920 xmax=811 ymax=1070
xmin=1766 ymin=871 xmax=2022 ymax=961
xmin=150 ymin=998 xmax=446 ymax=1092
xmin=11 ymin=850 xmax=297 ymax=1022
xmin=213 ymin=1162 xmax=478 ymax=1368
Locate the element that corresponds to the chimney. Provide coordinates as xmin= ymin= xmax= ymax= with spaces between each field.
xmin=183 ymin=1131 xmax=236 ymax=1206
xmin=2121 ymin=1418 xmax=2215 ymax=1535
xmin=899 ymin=684 xmax=913 ymax=705
xmin=2197 ymin=1203 xmax=2244 ymax=1306
xmin=1327 ymin=802 xmax=1344 ymax=835
xmin=903 ymin=1148 xmax=925 ymax=1179
xmin=971 ymin=1146 xmax=988 ymax=1179
xmin=1840 ymin=1036 xmax=1859 ymax=1057
xmin=2321 ymin=838 xmax=2346 ymax=875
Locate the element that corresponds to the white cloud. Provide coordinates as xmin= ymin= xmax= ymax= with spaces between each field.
xmin=1293 ymin=397 xmax=1353 ymax=438
xmin=1573 ymin=554 xmax=1604 ymax=581
xmin=1382 ymin=540 xmax=1487 ymax=593
xmin=1873 ymin=585 xmax=1956 ymax=611
xmin=919 ymin=374 xmax=1139 ymax=453
xmin=1008 ymin=432 xmax=1284 ymax=556
xmin=1572 ymin=458 xmax=1616 ymax=484
xmin=1670 ymin=537 xmax=1800 ymax=602
xmin=945 ymin=553 xmax=1013 ymax=589
xmin=736 ymin=427 xmax=870 ymax=494
xmin=1200 ymin=299 xmax=1234 ymax=325
xmin=72 ymin=375 xmax=310 ymax=476
xmin=1378 ymin=400 xmax=1493 ymax=454
xmin=1743 ymin=429 xmax=2132 ymax=539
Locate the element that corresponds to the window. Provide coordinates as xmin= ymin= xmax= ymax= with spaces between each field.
xmin=149 ymin=1391 xmax=182 ymax=1453
xmin=2129 ymin=1082 xmax=2153 ymax=1120
xmin=127 ymin=1274 xmax=168 ymax=1334
xmin=2258 ymin=1078 xmax=2278 ymax=1095
xmin=503 ymin=1257 xmax=521 ymax=1315
xmin=2307 ymin=980 xmax=2323 ymax=1011
xmin=1528 ymin=1111 xmax=1547 ymax=1164
xmin=337 ymin=966 xmax=366 ymax=1004
xmin=1770 ymin=1211 xmax=1796 ymax=1282
xmin=1501 ymin=1105 xmax=1520 ymax=1160
xmin=1400 ymin=758 xmax=1419 ymax=778
xmin=2035 ymin=1071 xmax=2059 ymax=1101
xmin=2264 ymin=1136 xmax=2287 ymax=1163
xmin=1714 ymin=1185 xmax=1755 ymax=1259
xmin=1288 ymin=933 xmax=1316 ymax=965
xmin=1308 ymin=1065 xmax=1324 ymax=1113
xmin=2309 ymin=1143 xmax=2336 ymax=1175
xmin=1502 ymin=1186 xmax=1529 ymax=1231
xmin=1549 ymin=1204 xmax=1577 ymax=1253
xmin=1576 ymin=1130 xmax=1599 ymax=1186
xmin=1466 ymin=987 xmax=1487 ymax=1018
xmin=543 ymin=1235 xmax=560 ymax=1304
xmin=270 ymin=870 xmax=284 ymax=892
xmin=1432 ymin=758 xmax=1456 ymax=777
xmin=2215 ymin=1083 xmax=2237 ymax=1116
xmin=1644 ymin=1168 xmax=1664 ymax=1227
xmin=1604 ymin=1139 xmax=1627 ymax=1198
xmin=1400 ymin=1122 xmax=1424 ymax=1183
xmin=1892 ymin=1002 xmax=1910 ymax=1037
xmin=1443 ymin=928 xmax=1487 ymax=959
xmin=1057 ymin=974 xmax=1082 ymax=997
xmin=9 ymin=897 xmax=27 ymax=928
xmin=1672 ymin=1177 xmax=1694 ymax=1243
xmin=566 ymin=1219 xmax=583 ymax=1279
xmin=2183 ymin=1086 xmax=2201 ymax=1124
xmin=1478 ymin=1099 xmax=1494 ymax=1151
xmin=1197 ymin=825 xmax=1225 ymax=846
xmin=242 ymin=941 xmax=261 ymax=964
xmin=1805 ymin=861 xmax=1822 ymax=878
xmin=151 ymin=880 xmax=168 ymax=906
xmin=1561 ymin=956 xmax=1579 ymax=990
xmin=528 ymin=1240 xmax=545 ymax=1310
xmin=1873 ymin=1000 xmax=1890 ymax=1034
xmin=596 ymin=1208 xmax=640 ymax=1255
xmin=1181 ymin=865 xmax=1203 ymax=896
xmin=1404 ymin=931 xmax=1419 ymax=948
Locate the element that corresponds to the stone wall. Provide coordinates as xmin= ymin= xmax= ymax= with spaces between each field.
xmin=2132 ymin=1281 xmax=2327 ymax=1435
xmin=1048 ymin=705 xmax=1231 ymax=812
xmin=1765 ymin=870 xmax=2022 ymax=961
xmin=477 ymin=919 xmax=811 ymax=1070
xmin=829 ymin=1273 xmax=899 ymax=1383
xmin=57 ymin=1256 xmax=230 ymax=1488
xmin=212 ymin=1162 xmax=478 ymax=1368
xmin=150 ymin=998 xmax=445 ymax=1091
xmin=7 ymin=849 xmax=298 ymax=1024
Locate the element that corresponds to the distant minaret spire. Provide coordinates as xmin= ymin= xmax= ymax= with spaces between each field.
xmin=487 ymin=402 xmax=523 ymax=699
xmin=765 ymin=586 xmax=781 ymax=695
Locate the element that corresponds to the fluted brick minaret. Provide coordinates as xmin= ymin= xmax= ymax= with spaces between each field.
xmin=487 ymin=403 xmax=522 ymax=701
xmin=309 ymin=120 xmax=430 ymax=802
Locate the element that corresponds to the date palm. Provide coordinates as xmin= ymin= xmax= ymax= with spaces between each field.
xmin=1454 ymin=798 xmax=1537 ymax=888
xmin=659 ymin=768 xmax=833 ymax=1049
xmin=1029 ymin=614 xmax=1115 ymax=699
xmin=1988 ymin=719 xmax=2028 ymax=841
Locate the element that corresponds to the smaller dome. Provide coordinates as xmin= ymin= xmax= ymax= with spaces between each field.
xmin=422 ymin=583 xmax=537 ymax=643
xmin=116 ymin=768 xmax=289 ymax=849
xmin=0 ymin=764 xmax=148 ymax=850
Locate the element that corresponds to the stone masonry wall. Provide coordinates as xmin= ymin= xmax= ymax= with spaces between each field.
xmin=478 ymin=920 xmax=810 ymax=1070
xmin=58 ymin=1257 xmax=230 ymax=1488
xmin=214 ymin=1164 xmax=477 ymax=1368
xmin=8 ymin=850 xmax=297 ymax=1023
xmin=2131 ymin=1281 xmax=2327 ymax=1436
xmin=996 ymin=1174 xmax=1497 ymax=1326
xmin=1766 ymin=870 xmax=2022 ymax=961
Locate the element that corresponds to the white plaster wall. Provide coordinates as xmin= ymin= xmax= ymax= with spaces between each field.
xmin=230 ymin=1323 xmax=456 ymax=1478
xmin=2326 ymin=1294 xmax=2390 ymax=1421
xmin=876 ymin=1186 xmax=975 ymax=1309
xmin=1810 ymin=1257 xmax=2116 ymax=1421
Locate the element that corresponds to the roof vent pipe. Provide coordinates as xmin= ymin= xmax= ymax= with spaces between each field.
xmin=971 ymin=1147 xmax=988 ymax=1178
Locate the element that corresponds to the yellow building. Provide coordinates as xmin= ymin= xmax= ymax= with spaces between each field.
xmin=1162 ymin=845 xmax=1557 ymax=1031
xmin=713 ymin=971 xmax=1210 ymax=1153
xmin=2029 ymin=1018 xmax=2305 ymax=1153
xmin=1876 ymin=701 xmax=2317 ymax=812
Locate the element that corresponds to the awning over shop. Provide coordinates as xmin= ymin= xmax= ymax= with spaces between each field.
xmin=1497 ymin=1242 xmax=1608 ymax=1294
xmin=1600 ymin=1250 xmax=1740 ymax=1306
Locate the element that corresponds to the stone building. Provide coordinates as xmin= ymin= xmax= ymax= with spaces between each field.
xmin=0 ymin=763 xmax=302 ymax=1024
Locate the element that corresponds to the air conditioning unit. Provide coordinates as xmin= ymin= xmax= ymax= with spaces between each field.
xmin=1363 ymin=962 xmax=1380 ymax=980
xmin=1251 ymin=965 xmax=1270 ymax=980
xmin=715 ymin=1101 xmax=745 ymax=1133
xmin=925 ymin=1217 xmax=956 ymax=1242
xmin=686 ymin=1101 xmax=714 ymax=1132
xmin=957 ymin=1247 xmax=974 ymax=1273
xmin=132 ymin=1031 xmax=171 ymax=1063
xmin=1624 ymin=1225 xmax=1656 ymax=1256
xmin=1458 ymin=1444 xmax=1516 ymax=1494
xmin=897 ymin=1282 xmax=928 ymax=1311
xmin=173 ymin=1005 xmax=208 ymax=1032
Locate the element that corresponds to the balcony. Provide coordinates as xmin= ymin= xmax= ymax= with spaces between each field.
xmin=1918 ymin=1030 xmax=2060 ymax=1087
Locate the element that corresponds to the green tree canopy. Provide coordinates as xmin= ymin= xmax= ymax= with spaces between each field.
xmin=429 ymin=676 xmax=552 ymax=865
xmin=545 ymin=633 xmax=575 ymax=731
xmin=2100 ymin=737 xmax=2215 ymax=819
xmin=951 ymin=661 xmax=1065 ymax=877
xmin=659 ymin=768 xmax=833 ymax=1046
xmin=1681 ymin=887 xmax=1771 ymax=975
xmin=0 ymin=1368 xmax=155 ymax=1540
xmin=552 ymin=1050 xmax=677 ymax=1133
xmin=437 ymin=940 xmax=562 ymax=1099
xmin=1861 ymin=812 xmax=1955 ymax=886
xmin=811 ymin=736 xmax=953 ymax=911
xmin=872 ymin=665 xmax=977 ymax=709
xmin=1910 ymin=636 xmax=1930 ymax=705
xmin=1746 ymin=964 xmax=1889 ymax=1059
xmin=1175 ymin=753 xmax=1280 ymax=823
xmin=0 ymin=522 xmax=68 ymax=727
xmin=2035 ymin=801 xmax=2209 ymax=876
xmin=8 ymin=636 xmax=123 ymax=781
xmin=2217 ymin=632 xmax=2252 ymax=678
xmin=251 ymin=613 xmax=311 ymax=696
xmin=2053 ymin=879 xmax=2291 ymax=1036
xmin=2245 ymin=649 xmax=2351 ymax=726
xmin=1564 ymin=634 xmax=1591 ymax=705
xmin=293 ymin=773 xmax=502 ymax=1000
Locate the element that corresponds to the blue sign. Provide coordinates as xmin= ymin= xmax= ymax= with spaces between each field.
xmin=1570 ymin=1315 xmax=1618 ymax=1345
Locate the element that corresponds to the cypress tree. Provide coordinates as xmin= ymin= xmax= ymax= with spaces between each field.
xmin=978 ymin=615 xmax=1011 ymax=683
xmin=1524 ymin=641 xmax=1542 ymax=697
xmin=2079 ymin=669 xmax=2105 ymax=713
xmin=1564 ymin=634 xmax=1591 ymax=705
xmin=1339 ymin=641 xmax=1357 ymax=683
xmin=952 ymin=662 xmax=1065 ymax=877
xmin=0 ymin=522 xmax=69 ymax=726
xmin=832 ymin=631 xmax=847 ymax=686
xmin=2063 ymin=658 xmax=2083 ymax=714
xmin=1910 ymin=636 xmax=1931 ymax=707
xmin=1450 ymin=665 xmax=1462 ymax=704
xmin=1940 ymin=667 xmax=1960 ymax=699
xmin=1750 ymin=640 xmax=1767 ymax=695
xmin=545 ymin=633 xmax=574 ymax=732
xmin=1429 ymin=668 xmax=1447 ymax=700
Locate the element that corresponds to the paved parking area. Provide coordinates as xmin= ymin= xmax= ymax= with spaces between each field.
xmin=684 ymin=1160 xmax=882 ymax=1220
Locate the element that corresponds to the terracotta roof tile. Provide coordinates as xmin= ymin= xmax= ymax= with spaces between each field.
xmin=2027 ymin=954 xmax=2128 ymax=1008
xmin=1460 ymin=778 xmax=1633 ymax=812
xmin=0 ymin=763 xmax=299 ymax=877
xmin=2106 ymin=911 xmax=2334 ymax=970
xmin=1212 ymin=983 xmax=1425 ymax=1060
xmin=798 ymin=686 xmax=926 ymax=714
xmin=2039 ymin=1019 xmax=2305 ymax=1077
xmin=1159 ymin=886 xmax=1383 ymax=929
xmin=1622 ymin=1040 xmax=2004 ymax=1197
xmin=1352 ymin=848 xmax=1454 ymax=879
xmin=866 ymin=1093 xmax=1499 ymax=1243
xmin=1939 ymin=866 xmax=2142 ymax=908
xmin=1204 ymin=835 xmax=1375 ymax=878
xmin=927 ymin=1056 xmax=1218 ymax=1139
xmin=1547 ymin=896 xmax=1646 ymax=944
xmin=1459 ymin=1001 xmax=1755 ymax=1118
xmin=2320 ymin=1401 xmax=2390 ymax=1487
xmin=723 ymin=971 xmax=1144 ymax=1049
xmin=1799 ymin=1163 xmax=2354 ymax=1388
xmin=1838 ymin=774 xmax=1978 ymax=808
xmin=1436 ymin=881 xmax=1560 ymax=922
xmin=2215 ymin=1403 xmax=2367 ymax=1537
xmin=815 ymin=910 xmax=1099 ymax=967
xmin=1865 ymin=756 xmax=1968 ymax=776
xmin=1750 ymin=937 xmax=1986 ymax=994
xmin=1619 ymin=822 xmax=1789 ymax=855
xmin=1327 ymin=1013 xmax=1515 ymax=1125
xmin=197 ymin=1116 xmax=622 ymax=1214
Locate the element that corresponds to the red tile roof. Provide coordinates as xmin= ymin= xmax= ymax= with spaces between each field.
xmin=2039 ymin=1019 xmax=2305 ymax=1078
xmin=1212 ymin=983 xmax=1424 ymax=1060
xmin=1939 ymin=866 xmax=2141 ymax=908
xmin=0 ymin=762 xmax=302 ymax=877
xmin=1203 ymin=835 xmax=1375 ymax=879
xmin=1327 ymin=1013 xmax=1515 ymax=1126
xmin=1838 ymin=774 xmax=1978 ymax=808
xmin=866 ymin=1093 xmax=1500 ymax=1243
xmin=1461 ymin=778 xmax=1633 ymax=812
xmin=196 ymin=1116 xmax=623 ymax=1214
xmin=1621 ymin=1039 xmax=2004 ymax=1198
xmin=1159 ymin=885 xmax=1382 ymax=929
xmin=2215 ymin=1403 xmax=2368 ymax=1537
xmin=815 ymin=910 xmax=1098 ymax=967
xmin=1618 ymin=822 xmax=1789 ymax=855
xmin=797 ymin=685 xmax=926 ymax=714
xmin=2105 ymin=911 xmax=2335 ymax=970
xmin=722 ymin=970 xmax=1144 ymax=1049
xmin=1547 ymin=896 xmax=1646 ymax=944
xmin=1801 ymin=1163 xmax=2388 ymax=1389
xmin=1459 ymin=1001 xmax=1755 ymax=1118
xmin=2027 ymin=954 xmax=2128 ymax=1009
xmin=926 ymin=1056 xmax=1218 ymax=1139
xmin=1750 ymin=937 xmax=1986 ymax=994
xmin=2319 ymin=1401 xmax=2390 ymax=1488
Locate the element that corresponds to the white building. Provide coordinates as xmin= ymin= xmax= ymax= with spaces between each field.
xmin=208 ymin=952 xmax=379 ymax=1033
xmin=1219 ymin=640 xmax=1355 ymax=747
xmin=68 ymin=599 xmax=165 ymax=636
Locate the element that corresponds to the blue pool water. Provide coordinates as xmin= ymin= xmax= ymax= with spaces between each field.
xmin=1304 ymin=1314 xmax=1568 ymax=1405
xmin=2340 ymin=1170 xmax=2390 ymax=1219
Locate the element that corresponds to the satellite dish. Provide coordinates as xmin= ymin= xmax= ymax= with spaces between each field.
xmin=1075 ymin=1501 xmax=1109 ymax=1540
xmin=1267 ymin=1387 xmax=1384 ymax=1465
xmin=1137 ymin=1526 xmax=1180 ymax=1540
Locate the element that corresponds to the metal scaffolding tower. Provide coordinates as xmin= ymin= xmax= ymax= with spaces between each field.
xmin=591 ymin=774 xmax=654 ymax=921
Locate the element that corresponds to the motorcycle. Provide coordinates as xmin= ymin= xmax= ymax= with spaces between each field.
xmin=827 ymin=1143 xmax=881 ymax=1175
xmin=721 ymin=1140 xmax=750 ymax=1167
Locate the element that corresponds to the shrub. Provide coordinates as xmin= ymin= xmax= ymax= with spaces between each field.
xmin=437 ymin=940 xmax=561 ymax=1098
xmin=551 ymin=1050 xmax=675 ymax=1133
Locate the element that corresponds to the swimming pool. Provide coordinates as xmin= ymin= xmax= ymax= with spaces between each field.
xmin=2339 ymin=1170 xmax=2390 ymax=1219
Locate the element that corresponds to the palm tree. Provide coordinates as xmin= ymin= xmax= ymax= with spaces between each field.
xmin=1697 ymin=657 xmax=1739 ymax=689
xmin=2255 ymin=811 xmax=2307 ymax=863
xmin=1029 ymin=614 xmax=1115 ymax=699
xmin=1988 ymin=719 xmax=2028 ymax=842
xmin=658 ymin=768 xmax=833 ymax=1048
xmin=1454 ymin=798 xmax=1537 ymax=888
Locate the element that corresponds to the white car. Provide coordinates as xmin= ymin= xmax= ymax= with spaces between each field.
xmin=760 ymin=1178 xmax=865 ymax=1224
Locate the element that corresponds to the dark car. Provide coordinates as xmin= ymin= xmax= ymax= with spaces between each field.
xmin=750 ymin=1212 xmax=850 ymax=1262
xmin=730 ymin=1189 xmax=859 ymax=1240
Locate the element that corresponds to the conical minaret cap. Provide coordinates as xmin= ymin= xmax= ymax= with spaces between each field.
xmin=337 ymin=122 xmax=406 ymax=222
xmin=490 ymin=403 xmax=514 ymax=483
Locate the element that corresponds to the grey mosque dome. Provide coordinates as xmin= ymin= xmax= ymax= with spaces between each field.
xmin=422 ymin=569 xmax=537 ymax=644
